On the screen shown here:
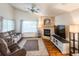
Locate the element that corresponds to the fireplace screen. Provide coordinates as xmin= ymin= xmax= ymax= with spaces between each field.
xmin=44 ymin=29 xmax=50 ymax=36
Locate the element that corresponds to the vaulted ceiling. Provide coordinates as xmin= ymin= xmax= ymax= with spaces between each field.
xmin=10 ymin=3 xmax=79 ymax=16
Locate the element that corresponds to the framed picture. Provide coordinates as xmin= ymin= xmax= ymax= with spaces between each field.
xmin=44 ymin=18 xmax=51 ymax=25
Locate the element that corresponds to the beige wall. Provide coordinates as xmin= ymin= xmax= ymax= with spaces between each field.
xmin=0 ymin=4 xmax=14 ymax=19
xmin=0 ymin=4 xmax=14 ymax=32
xmin=55 ymin=10 xmax=79 ymax=25
xmin=71 ymin=9 xmax=79 ymax=24
xmin=55 ymin=13 xmax=74 ymax=25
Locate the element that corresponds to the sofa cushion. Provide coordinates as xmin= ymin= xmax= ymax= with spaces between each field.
xmin=3 ymin=32 xmax=9 ymax=37
xmin=0 ymin=38 xmax=10 ymax=55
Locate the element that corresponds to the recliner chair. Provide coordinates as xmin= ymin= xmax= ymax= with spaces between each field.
xmin=0 ymin=38 xmax=26 ymax=56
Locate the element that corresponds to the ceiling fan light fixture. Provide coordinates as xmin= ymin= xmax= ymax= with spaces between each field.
xmin=25 ymin=3 xmax=40 ymax=13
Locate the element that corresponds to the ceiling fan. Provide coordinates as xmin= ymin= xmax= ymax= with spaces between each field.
xmin=26 ymin=4 xmax=40 ymax=13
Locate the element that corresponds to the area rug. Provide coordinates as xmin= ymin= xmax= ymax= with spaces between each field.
xmin=19 ymin=38 xmax=49 ymax=56
xmin=23 ymin=40 xmax=39 ymax=51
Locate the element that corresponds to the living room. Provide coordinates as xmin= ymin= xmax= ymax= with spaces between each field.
xmin=0 ymin=3 xmax=79 ymax=56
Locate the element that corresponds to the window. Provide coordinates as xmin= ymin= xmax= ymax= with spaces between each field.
xmin=2 ymin=19 xmax=15 ymax=32
xmin=3 ymin=19 xmax=8 ymax=32
xmin=7 ymin=20 xmax=15 ymax=31
xmin=22 ymin=20 xmax=38 ymax=33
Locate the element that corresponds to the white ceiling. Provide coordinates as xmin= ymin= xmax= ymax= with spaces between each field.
xmin=10 ymin=3 xmax=79 ymax=16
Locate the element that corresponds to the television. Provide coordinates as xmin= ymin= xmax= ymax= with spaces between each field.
xmin=54 ymin=25 xmax=65 ymax=39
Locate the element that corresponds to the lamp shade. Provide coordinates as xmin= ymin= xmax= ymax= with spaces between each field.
xmin=69 ymin=25 xmax=79 ymax=33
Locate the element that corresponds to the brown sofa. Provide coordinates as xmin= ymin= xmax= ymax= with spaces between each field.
xmin=0 ymin=38 xmax=26 ymax=56
xmin=0 ymin=30 xmax=26 ymax=56
xmin=0 ymin=30 xmax=22 ymax=46
xmin=8 ymin=30 xmax=22 ymax=43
